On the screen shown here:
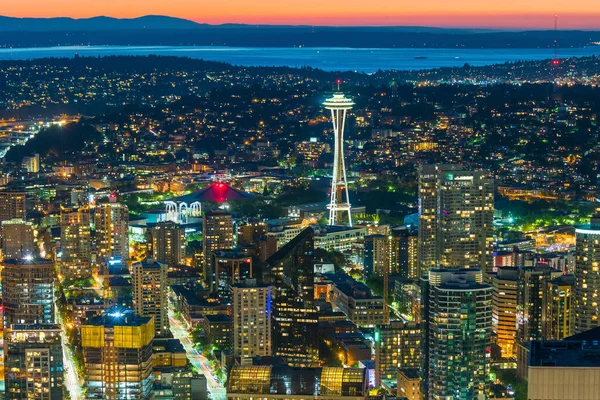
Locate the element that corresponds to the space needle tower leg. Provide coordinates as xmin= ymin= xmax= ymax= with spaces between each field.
xmin=324 ymin=90 xmax=354 ymax=227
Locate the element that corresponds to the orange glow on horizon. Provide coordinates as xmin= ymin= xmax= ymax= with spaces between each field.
xmin=2 ymin=0 xmax=600 ymax=29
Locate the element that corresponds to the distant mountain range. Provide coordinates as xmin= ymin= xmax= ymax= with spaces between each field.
xmin=1 ymin=15 xmax=599 ymax=49
xmin=0 ymin=15 xmax=203 ymax=31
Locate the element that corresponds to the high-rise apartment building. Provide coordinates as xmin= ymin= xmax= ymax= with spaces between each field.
xmin=517 ymin=266 xmax=562 ymax=343
xmin=390 ymin=227 xmax=418 ymax=278
xmin=543 ymin=274 xmax=575 ymax=340
xmin=418 ymin=165 xmax=494 ymax=274
xmin=4 ymin=324 xmax=63 ymax=399
xmin=59 ymin=204 xmax=91 ymax=278
xmin=148 ymin=221 xmax=186 ymax=266
xmin=81 ymin=308 xmax=154 ymax=400
xmin=425 ymin=268 xmax=492 ymax=399
xmin=1 ymin=218 xmax=35 ymax=259
xmin=492 ymin=267 xmax=519 ymax=358
xmin=21 ymin=154 xmax=40 ymax=173
xmin=94 ymin=201 xmax=129 ymax=261
xmin=266 ymin=227 xmax=319 ymax=366
xmin=0 ymin=191 xmax=26 ymax=223
xmin=364 ymin=234 xmax=387 ymax=278
xmin=2 ymin=258 xmax=55 ymax=326
xmin=374 ymin=320 xmax=421 ymax=386
xmin=231 ymin=279 xmax=272 ymax=364
xmin=574 ymin=212 xmax=600 ymax=334
xmin=202 ymin=210 xmax=234 ymax=282
xmin=132 ymin=258 xmax=169 ymax=337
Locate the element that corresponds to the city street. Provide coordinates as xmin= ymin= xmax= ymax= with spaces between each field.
xmin=55 ymin=304 xmax=83 ymax=400
xmin=168 ymin=307 xmax=226 ymax=400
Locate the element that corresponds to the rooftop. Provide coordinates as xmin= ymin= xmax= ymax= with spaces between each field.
xmin=85 ymin=308 xmax=152 ymax=328
xmin=174 ymin=182 xmax=253 ymax=204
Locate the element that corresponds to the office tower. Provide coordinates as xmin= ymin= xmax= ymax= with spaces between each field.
xmin=202 ymin=210 xmax=234 ymax=282
xmin=2 ymin=258 xmax=55 ymax=326
xmin=492 ymin=267 xmax=519 ymax=358
xmin=1 ymin=218 xmax=35 ymax=259
xmin=266 ymin=227 xmax=319 ymax=366
xmin=575 ymin=212 xmax=600 ymax=334
xmin=426 ymin=269 xmax=492 ymax=399
xmin=20 ymin=153 xmax=40 ymax=173
xmin=210 ymin=249 xmax=253 ymax=301
xmin=4 ymin=324 xmax=63 ymax=399
xmin=94 ymin=200 xmax=129 ymax=261
xmin=323 ymin=91 xmax=354 ymax=226
xmin=417 ymin=165 xmax=494 ymax=274
xmin=363 ymin=234 xmax=387 ymax=278
xmin=81 ymin=308 xmax=154 ymax=400
xmin=227 ymin=365 xmax=368 ymax=399
xmin=374 ymin=321 xmax=421 ymax=386
xmin=517 ymin=266 xmax=562 ymax=342
xmin=0 ymin=191 xmax=26 ymax=223
xmin=132 ymin=258 xmax=169 ymax=337
xmin=543 ymin=274 xmax=575 ymax=340
xmin=231 ymin=280 xmax=272 ymax=364
xmin=59 ymin=204 xmax=91 ymax=278
xmin=148 ymin=221 xmax=186 ymax=266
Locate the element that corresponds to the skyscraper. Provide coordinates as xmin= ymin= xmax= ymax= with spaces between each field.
xmin=418 ymin=165 xmax=494 ymax=274
xmin=426 ymin=269 xmax=492 ymax=399
xmin=202 ymin=210 xmax=234 ymax=282
xmin=132 ymin=258 xmax=169 ymax=337
xmin=363 ymin=234 xmax=387 ymax=278
xmin=0 ymin=191 xmax=26 ymax=223
xmin=575 ymin=212 xmax=600 ymax=334
xmin=81 ymin=308 xmax=154 ymax=400
xmin=323 ymin=91 xmax=353 ymax=226
xmin=4 ymin=324 xmax=63 ymax=399
xmin=517 ymin=266 xmax=562 ymax=343
xmin=94 ymin=200 xmax=129 ymax=261
xmin=374 ymin=320 xmax=421 ymax=386
xmin=1 ymin=218 xmax=35 ymax=259
xmin=2 ymin=257 xmax=55 ymax=326
xmin=148 ymin=221 xmax=186 ymax=266
xmin=390 ymin=227 xmax=418 ymax=278
xmin=492 ymin=267 xmax=519 ymax=358
xmin=59 ymin=204 xmax=91 ymax=278
xmin=231 ymin=279 xmax=272 ymax=364
xmin=543 ymin=274 xmax=575 ymax=340
xmin=211 ymin=249 xmax=253 ymax=302
xmin=266 ymin=227 xmax=319 ymax=366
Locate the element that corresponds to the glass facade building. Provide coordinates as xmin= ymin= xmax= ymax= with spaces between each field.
xmin=265 ymin=227 xmax=319 ymax=366
xmin=227 ymin=365 xmax=368 ymax=399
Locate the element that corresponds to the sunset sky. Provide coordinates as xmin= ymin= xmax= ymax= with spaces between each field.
xmin=3 ymin=0 xmax=600 ymax=29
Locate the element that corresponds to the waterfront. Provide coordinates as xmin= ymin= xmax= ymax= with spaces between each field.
xmin=0 ymin=45 xmax=598 ymax=72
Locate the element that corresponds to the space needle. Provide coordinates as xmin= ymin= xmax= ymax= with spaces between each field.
xmin=323 ymin=81 xmax=354 ymax=226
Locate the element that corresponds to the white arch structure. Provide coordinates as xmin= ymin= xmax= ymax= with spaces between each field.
xmin=164 ymin=200 xmax=202 ymax=223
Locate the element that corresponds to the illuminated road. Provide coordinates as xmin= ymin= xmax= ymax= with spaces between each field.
xmin=168 ymin=307 xmax=226 ymax=400
xmin=55 ymin=304 xmax=84 ymax=400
